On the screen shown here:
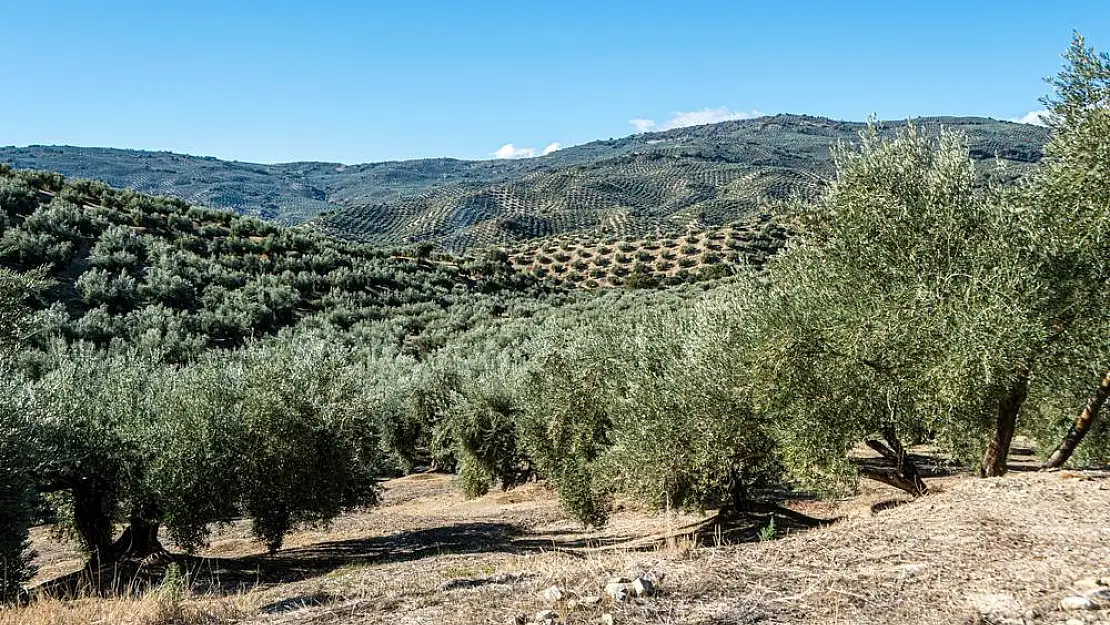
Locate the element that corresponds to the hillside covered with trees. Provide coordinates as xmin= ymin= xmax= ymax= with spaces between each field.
xmin=0 ymin=167 xmax=574 ymax=362
xmin=0 ymin=116 xmax=1048 ymax=249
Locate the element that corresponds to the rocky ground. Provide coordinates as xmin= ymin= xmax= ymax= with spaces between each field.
xmin=6 ymin=466 xmax=1110 ymax=625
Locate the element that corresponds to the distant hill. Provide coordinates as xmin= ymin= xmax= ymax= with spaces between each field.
xmin=0 ymin=115 xmax=1049 ymax=250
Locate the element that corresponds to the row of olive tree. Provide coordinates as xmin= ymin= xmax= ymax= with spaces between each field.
xmin=0 ymin=261 xmax=712 ymax=598
xmin=1 ymin=332 xmax=387 ymax=586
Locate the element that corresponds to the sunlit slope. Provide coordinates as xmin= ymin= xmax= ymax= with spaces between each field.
xmin=310 ymin=115 xmax=1047 ymax=249
xmin=0 ymin=115 xmax=1047 ymax=248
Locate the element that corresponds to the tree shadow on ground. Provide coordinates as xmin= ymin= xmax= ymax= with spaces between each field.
xmin=700 ymin=505 xmax=835 ymax=544
xmin=519 ymin=505 xmax=835 ymax=555
xmin=34 ymin=521 xmax=527 ymax=598
xmin=33 ymin=503 xmax=837 ymax=599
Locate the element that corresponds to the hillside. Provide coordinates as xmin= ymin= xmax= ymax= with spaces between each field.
xmin=0 ymin=116 xmax=1048 ymax=249
xmin=0 ymin=166 xmax=552 ymax=360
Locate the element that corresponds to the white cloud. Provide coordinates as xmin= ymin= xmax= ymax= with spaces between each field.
xmin=491 ymin=141 xmax=563 ymax=159
xmin=1011 ymin=109 xmax=1050 ymax=126
xmin=492 ymin=143 xmax=536 ymax=159
xmin=630 ymin=107 xmax=763 ymax=133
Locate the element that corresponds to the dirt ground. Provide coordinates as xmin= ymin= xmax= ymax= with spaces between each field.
xmin=8 ymin=460 xmax=1110 ymax=625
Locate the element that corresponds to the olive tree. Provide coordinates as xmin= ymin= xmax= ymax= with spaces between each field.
xmin=0 ymin=384 xmax=35 ymax=603
xmin=751 ymin=112 xmax=1110 ymax=489
xmin=0 ymin=268 xmax=48 ymax=601
xmin=22 ymin=332 xmax=386 ymax=566
xmin=233 ymin=336 xmax=383 ymax=552
xmin=1027 ymin=35 xmax=1110 ymax=467
xmin=417 ymin=344 xmax=535 ymax=498
xmin=594 ymin=284 xmax=782 ymax=515
xmin=518 ymin=282 xmax=784 ymax=526
xmin=518 ymin=328 xmax=619 ymax=526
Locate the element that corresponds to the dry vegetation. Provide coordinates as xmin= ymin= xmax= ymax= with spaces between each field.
xmin=9 ymin=462 xmax=1110 ymax=625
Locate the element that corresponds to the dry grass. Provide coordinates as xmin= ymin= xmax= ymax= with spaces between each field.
xmin=12 ymin=470 xmax=1110 ymax=624
xmin=0 ymin=595 xmax=249 ymax=625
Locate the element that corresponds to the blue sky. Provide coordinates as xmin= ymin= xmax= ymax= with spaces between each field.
xmin=1 ymin=1 xmax=1106 ymax=164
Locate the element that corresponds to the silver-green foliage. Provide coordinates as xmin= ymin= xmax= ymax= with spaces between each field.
xmin=234 ymin=336 xmax=383 ymax=551
xmin=518 ymin=327 xmax=619 ymax=526
xmin=0 ymin=386 xmax=35 ymax=602
xmin=751 ymin=57 xmax=1110 ymax=481
xmin=0 ymin=269 xmax=47 ymax=600
xmin=594 ymin=284 xmax=779 ymax=512
xmin=1020 ymin=34 xmax=1110 ymax=462
xmin=19 ymin=332 xmax=386 ymax=560
xmin=519 ymin=281 xmax=781 ymax=525
xmin=449 ymin=365 xmax=528 ymax=499
xmin=750 ymin=124 xmax=1040 ymax=482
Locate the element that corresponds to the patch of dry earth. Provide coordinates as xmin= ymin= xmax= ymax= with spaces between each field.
xmin=14 ymin=471 xmax=1110 ymax=625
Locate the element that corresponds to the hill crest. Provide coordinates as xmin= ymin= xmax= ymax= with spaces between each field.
xmin=0 ymin=115 xmax=1049 ymax=249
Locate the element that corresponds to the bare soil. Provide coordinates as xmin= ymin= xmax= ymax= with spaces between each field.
xmin=10 ymin=465 xmax=1110 ymax=625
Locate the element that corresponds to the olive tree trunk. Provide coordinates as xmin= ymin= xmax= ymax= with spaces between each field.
xmin=70 ymin=479 xmax=118 ymax=566
xmin=111 ymin=512 xmax=165 ymax=560
xmin=39 ymin=477 xmax=165 ymax=566
xmin=980 ymin=372 xmax=1030 ymax=477
xmin=1043 ymin=368 xmax=1110 ymax=469
xmin=859 ymin=429 xmax=928 ymax=496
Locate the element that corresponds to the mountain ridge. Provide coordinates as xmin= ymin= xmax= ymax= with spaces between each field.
xmin=0 ymin=115 xmax=1049 ymax=249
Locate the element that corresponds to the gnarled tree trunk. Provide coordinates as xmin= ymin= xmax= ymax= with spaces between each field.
xmin=35 ymin=474 xmax=164 ymax=566
xmin=112 ymin=513 xmax=165 ymax=560
xmin=1043 ymin=368 xmax=1110 ymax=469
xmin=859 ymin=429 xmax=928 ymax=496
xmin=70 ymin=479 xmax=118 ymax=566
xmin=980 ymin=371 xmax=1030 ymax=477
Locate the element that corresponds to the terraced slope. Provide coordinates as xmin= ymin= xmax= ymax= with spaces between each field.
xmin=0 ymin=115 xmax=1048 ymax=248
xmin=502 ymin=218 xmax=788 ymax=288
xmin=313 ymin=116 xmax=1047 ymax=250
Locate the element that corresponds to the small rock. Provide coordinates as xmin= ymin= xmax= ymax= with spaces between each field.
xmin=578 ymin=595 xmax=602 ymax=606
xmin=508 ymin=615 xmax=527 ymax=625
xmin=632 ymin=577 xmax=655 ymax=597
xmin=1061 ymin=596 xmax=1098 ymax=611
xmin=535 ymin=608 xmax=559 ymax=622
xmin=601 ymin=614 xmax=615 ymax=625
xmin=541 ymin=586 xmax=567 ymax=603
xmin=605 ymin=581 xmax=632 ymax=602
xmin=1085 ymin=587 xmax=1110 ymax=605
